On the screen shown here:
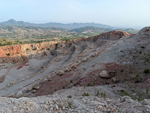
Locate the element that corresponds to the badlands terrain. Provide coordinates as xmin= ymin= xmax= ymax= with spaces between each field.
xmin=0 ymin=27 xmax=150 ymax=112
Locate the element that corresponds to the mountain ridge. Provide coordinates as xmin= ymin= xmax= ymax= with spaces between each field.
xmin=0 ymin=19 xmax=114 ymax=29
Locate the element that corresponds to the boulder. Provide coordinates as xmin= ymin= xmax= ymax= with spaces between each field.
xmin=16 ymin=91 xmax=23 ymax=98
xmin=91 ymin=54 xmax=95 ymax=57
xmin=112 ymin=77 xmax=119 ymax=83
xmin=33 ymin=85 xmax=40 ymax=90
xmin=100 ymin=70 xmax=110 ymax=78
xmin=57 ymin=70 xmax=64 ymax=76
xmin=32 ymin=89 xmax=37 ymax=93
xmin=64 ymin=67 xmax=71 ymax=72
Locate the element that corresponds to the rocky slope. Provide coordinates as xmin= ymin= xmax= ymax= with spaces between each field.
xmin=0 ymin=27 xmax=150 ymax=112
xmin=0 ymin=86 xmax=150 ymax=113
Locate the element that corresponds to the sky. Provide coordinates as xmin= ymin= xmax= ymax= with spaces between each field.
xmin=0 ymin=0 xmax=150 ymax=29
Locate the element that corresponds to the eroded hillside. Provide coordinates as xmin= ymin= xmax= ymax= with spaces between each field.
xmin=0 ymin=27 xmax=150 ymax=112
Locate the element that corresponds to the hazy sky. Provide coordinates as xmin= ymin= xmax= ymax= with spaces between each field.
xmin=0 ymin=0 xmax=150 ymax=29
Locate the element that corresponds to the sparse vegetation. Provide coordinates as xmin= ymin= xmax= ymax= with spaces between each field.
xmin=32 ymin=48 xmax=37 ymax=51
xmin=144 ymin=69 xmax=150 ymax=73
xmin=123 ymin=91 xmax=130 ymax=96
xmin=141 ymin=46 xmax=145 ymax=48
xmin=135 ymin=79 xmax=140 ymax=83
xmin=82 ymin=93 xmax=89 ymax=96
xmin=6 ymin=53 xmax=10 ymax=56
xmin=0 ymin=26 xmax=138 ymax=47
xmin=101 ymin=92 xmax=106 ymax=98
xmin=118 ymin=89 xmax=150 ymax=101
xmin=120 ymin=69 xmax=124 ymax=72
xmin=67 ymin=95 xmax=72 ymax=98
xmin=87 ymin=83 xmax=91 ymax=86
xmin=113 ymin=71 xmax=116 ymax=76
xmin=95 ymin=91 xmax=99 ymax=96
xmin=61 ymin=38 xmax=70 ymax=42
xmin=68 ymin=102 xmax=72 ymax=108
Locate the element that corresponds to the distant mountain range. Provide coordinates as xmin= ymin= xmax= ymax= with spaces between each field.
xmin=0 ymin=19 xmax=114 ymax=29
xmin=69 ymin=26 xmax=113 ymax=33
xmin=69 ymin=26 xmax=138 ymax=34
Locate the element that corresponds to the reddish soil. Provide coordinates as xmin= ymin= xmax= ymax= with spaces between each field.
xmin=34 ymin=63 xmax=126 ymax=96
xmin=34 ymin=72 xmax=79 ymax=96
xmin=34 ymin=61 xmax=150 ymax=97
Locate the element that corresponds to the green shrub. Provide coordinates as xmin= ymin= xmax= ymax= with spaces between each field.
xmin=32 ymin=48 xmax=37 ymax=51
xmin=141 ymin=46 xmax=145 ymax=48
xmin=123 ymin=91 xmax=129 ymax=96
xmin=135 ymin=79 xmax=140 ymax=83
xmin=144 ymin=69 xmax=150 ymax=73
xmin=61 ymin=38 xmax=70 ymax=42
xmin=101 ymin=92 xmax=106 ymax=98
xmin=87 ymin=83 xmax=91 ymax=86
xmin=82 ymin=93 xmax=89 ymax=96
xmin=120 ymin=69 xmax=124 ymax=72
xmin=6 ymin=53 xmax=10 ymax=56
xmin=7 ymin=42 xmax=12 ymax=45
xmin=95 ymin=91 xmax=99 ymax=96
xmin=113 ymin=72 xmax=116 ymax=76
xmin=67 ymin=95 xmax=72 ymax=98
xmin=68 ymin=102 xmax=72 ymax=108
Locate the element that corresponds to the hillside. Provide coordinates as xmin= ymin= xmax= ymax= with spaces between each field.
xmin=0 ymin=27 xmax=150 ymax=112
xmin=0 ymin=26 xmax=67 ymax=44
xmin=70 ymin=26 xmax=138 ymax=34
xmin=69 ymin=26 xmax=113 ymax=33
xmin=0 ymin=26 xmax=138 ymax=47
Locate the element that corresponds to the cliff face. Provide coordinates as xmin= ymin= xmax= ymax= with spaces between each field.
xmin=0 ymin=41 xmax=60 ymax=63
